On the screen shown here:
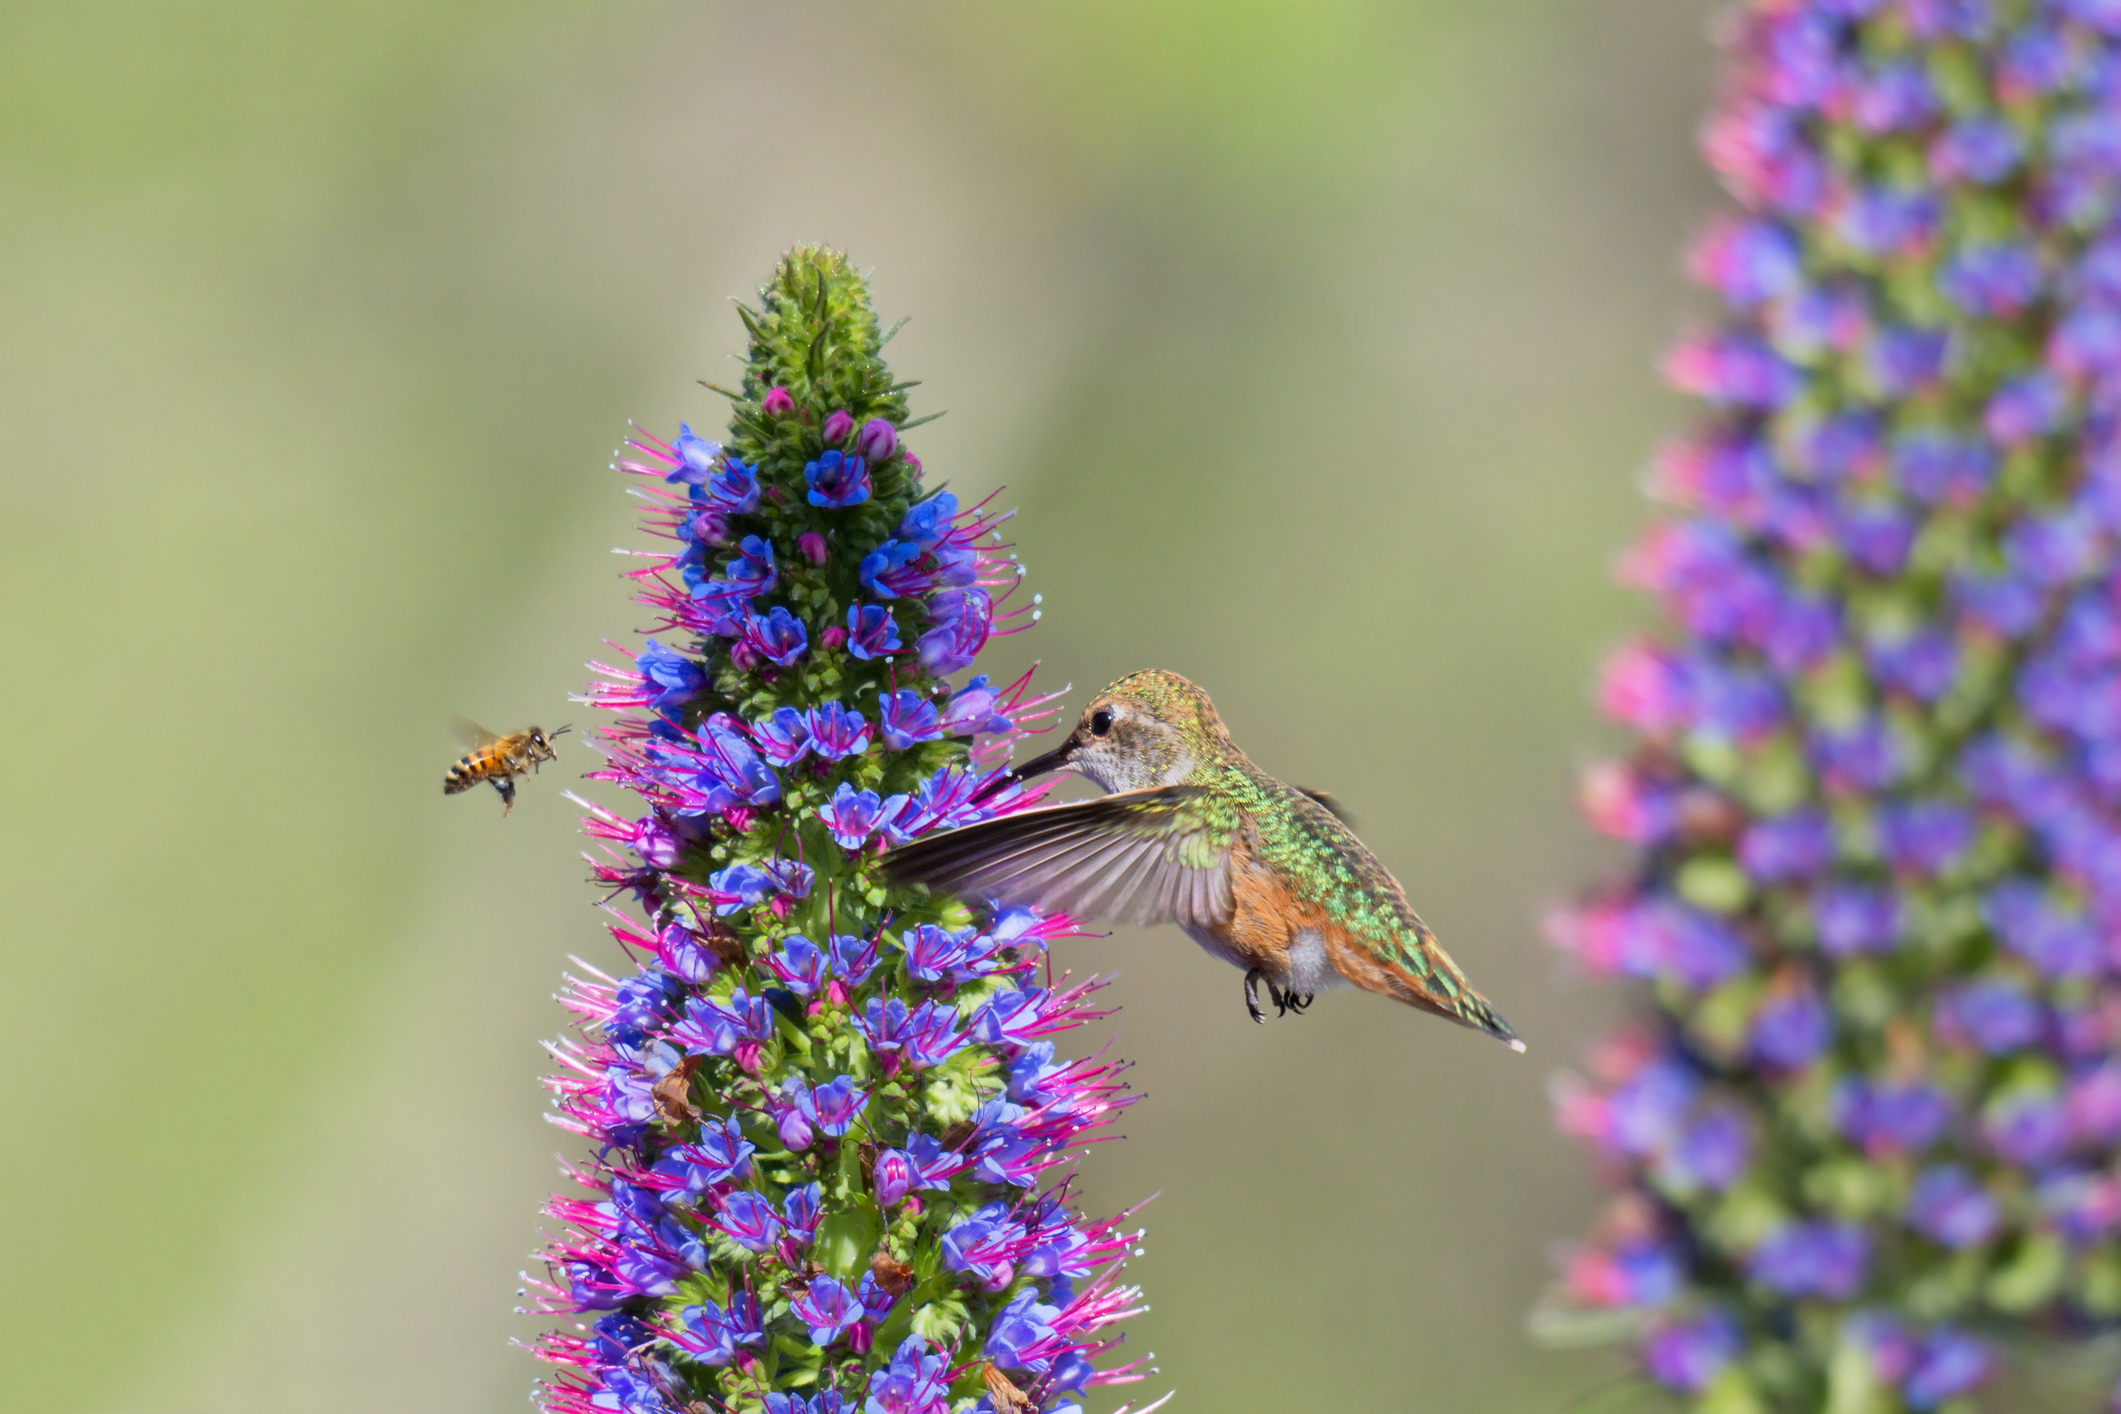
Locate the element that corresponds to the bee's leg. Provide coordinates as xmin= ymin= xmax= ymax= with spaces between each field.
xmin=493 ymin=776 xmax=517 ymax=816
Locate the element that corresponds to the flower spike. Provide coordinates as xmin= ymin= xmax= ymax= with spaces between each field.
xmin=527 ymin=248 xmax=1155 ymax=1414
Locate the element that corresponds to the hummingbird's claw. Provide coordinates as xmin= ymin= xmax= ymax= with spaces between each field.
xmin=1243 ymin=968 xmax=1267 ymax=1024
xmin=1286 ymin=991 xmax=1315 ymax=1015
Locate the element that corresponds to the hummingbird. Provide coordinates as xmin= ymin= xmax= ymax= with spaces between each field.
xmin=881 ymin=669 xmax=1523 ymax=1048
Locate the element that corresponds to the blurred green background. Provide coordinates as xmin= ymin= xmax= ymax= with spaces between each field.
xmin=1 ymin=2 xmax=1720 ymax=1409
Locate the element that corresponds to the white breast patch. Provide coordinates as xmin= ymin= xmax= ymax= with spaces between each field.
xmin=1282 ymin=928 xmax=1350 ymax=994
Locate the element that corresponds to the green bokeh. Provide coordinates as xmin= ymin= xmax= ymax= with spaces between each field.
xmin=0 ymin=2 xmax=1717 ymax=1408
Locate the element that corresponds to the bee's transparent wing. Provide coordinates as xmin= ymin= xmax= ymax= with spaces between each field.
xmin=880 ymin=786 xmax=1235 ymax=930
xmin=451 ymin=717 xmax=500 ymax=748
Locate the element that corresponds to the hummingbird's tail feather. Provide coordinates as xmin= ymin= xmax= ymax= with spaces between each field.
xmin=1321 ymin=919 xmax=1525 ymax=1051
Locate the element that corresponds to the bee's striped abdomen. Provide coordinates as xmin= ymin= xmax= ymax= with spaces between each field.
xmin=444 ymin=748 xmax=500 ymax=793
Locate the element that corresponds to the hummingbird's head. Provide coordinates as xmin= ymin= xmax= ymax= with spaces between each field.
xmin=998 ymin=669 xmax=1229 ymax=794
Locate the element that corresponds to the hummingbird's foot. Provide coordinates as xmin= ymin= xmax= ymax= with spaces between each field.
xmin=1284 ymin=991 xmax=1315 ymax=1015
xmin=1243 ymin=968 xmax=1268 ymax=1024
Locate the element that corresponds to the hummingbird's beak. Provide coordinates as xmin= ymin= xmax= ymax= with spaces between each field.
xmin=971 ymin=738 xmax=1075 ymax=803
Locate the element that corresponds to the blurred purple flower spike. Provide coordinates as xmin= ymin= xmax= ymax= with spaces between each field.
xmin=1542 ymin=6 xmax=2121 ymax=1408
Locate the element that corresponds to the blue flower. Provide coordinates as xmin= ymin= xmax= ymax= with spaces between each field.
xmin=1946 ymin=977 xmax=2044 ymax=1054
xmin=1750 ymin=983 xmax=1832 ymax=1068
xmin=754 ymin=705 xmax=813 ymax=766
xmin=700 ymin=452 xmax=762 ymax=515
xmin=1985 ymin=370 xmax=2069 ymax=445
xmin=865 ymin=1335 xmax=949 ymax=1414
xmin=1007 ymin=1040 xmax=1065 ymax=1106
xmin=859 ymin=538 xmax=929 ymax=599
xmin=970 ymin=1102 xmax=1042 ymax=1186
xmin=829 ymin=931 xmax=883 ymax=987
xmin=1834 ymin=1078 xmax=1953 ymax=1154
xmin=609 ymin=968 xmax=681 ymax=1044
xmin=895 ymin=491 xmax=959 ymax=550
xmin=767 ymin=1395 xmax=853 ymax=1414
xmin=783 ymin=1181 xmax=823 ymax=1245
xmin=674 ymin=714 xmax=780 ymax=815
xmin=1904 ymin=1328 xmax=1992 ymax=1409
xmin=1748 ymin=1220 xmax=1869 ymax=1299
xmin=652 ymin=1115 xmax=757 ymax=1197
xmin=971 ymin=986 xmax=1051 ymax=1048
xmin=804 ymin=448 xmax=871 ymax=508
xmin=798 ymin=1074 xmax=869 ymax=1136
xmin=818 ymin=783 xmax=886 ymax=851
xmin=744 ymin=605 xmax=808 ymax=667
xmin=1644 ymin=1309 xmax=1740 ymax=1393
xmin=1939 ymin=241 xmax=2045 ymax=318
xmin=1812 ymin=881 xmax=1901 ymax=956
xmin=768 ymin=1394 xmax=854 ymax=1414
xmin=939 ymin=1202 xmax=1026 ymax=1290
xmin=895 ymin=923 xmax=970 ymax=983
xmin=916 ymin=587 xmax=991 ymax=675
xmin=714 ymin=1189 xmax=784 ymax=1252
xmin=1932 ymin=116 xmax=2021 ymax=183
xmin=904 ymin=1001 xmax=970 ymax=1068
xmin=1907 ymin=1165 xmax=2000 ymax=1249
xmin=1986 ymin=881 xmax=2102 ymax=978
xmin=667 ymin=423 xmax=721 ymax=485
xmin=685 ymin=577 xmax=752 ymax=637
xmin=671 ymin=985 xmax=776 ymax=1052
xmin=1665 ymin=1107 xmax=1749 ymax=1191
xmin=1877 ymin=799 xmax=1975 ymax=873
xmin=878 ymin=688 xmax=941 ymax=749
xmin=1737 ymin=809 xmax=1833 ymax=882
xmin=727 ymin=534 xmax=777 ymax=597
xmin=589 ymin=1311 xmax=653 ymax=1366
xmin=846 ymin=602 xmax=901 ymax=660
xmin=673 ymin=1292 xmax=764 ymax=1366
xmin=764 ymin=857 xmax=815 ymax=899
xmin=939 ymin=673 xmax=1013 ymax=736
xmin=635 ymin=638 xmax=705 ymax=714
xmin=857 ymin=1269 xmax=898 ymax=1322
xmin=807 ymin=701 xmax=871 ymax=760
xmin=1983 ymin=1086 xmax=2068 ymax=1167
xmin=705 ymin=863 xmax=775 ymax=917
xmin=984 ymin=1285 xmax=1061 ymax=1369
xmin=764 ymin=935 xmax=830 ymax=995
xmin=856 ymin=997 xmax=967 ymax=1069
xmin=791 ymin=1274 xmax=862 ymax=1345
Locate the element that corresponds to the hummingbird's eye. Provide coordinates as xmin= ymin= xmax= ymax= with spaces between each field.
xmin=1089 ymin=709 xmax=1114 ymax=737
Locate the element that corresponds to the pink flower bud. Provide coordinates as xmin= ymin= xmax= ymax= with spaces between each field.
xmin=798 ymin=531 xmax=829 ymax=565
xmin=902 ymin=452 xmax=923 ymax=479
xmin=821 ymin=625 xmax=849 ymax=651
xmin=847 ymin=1322 xmax=874 ymax=1355
xmin=730 ymin=640 xmax=762 ymax=672
xmin=855 ymin=418 xmax=898 ymax=462
xmin=873 ymin=1150 xmax=913 ymax=1207
xmin=761 ymin=386 xmax=795 ymax=417
xmin=822 ymin=409 xmax=855 ymax=444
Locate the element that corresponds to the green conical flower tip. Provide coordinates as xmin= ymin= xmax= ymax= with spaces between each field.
xmin=519 ymin=247 xmax=1169 ymax=1414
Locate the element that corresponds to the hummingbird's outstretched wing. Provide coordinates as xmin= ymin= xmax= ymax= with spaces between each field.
xmin=880 ymin=786 xmax=1236 ymax=930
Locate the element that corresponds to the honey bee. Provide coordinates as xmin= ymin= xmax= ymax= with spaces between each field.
xmin=443 ymin=719 xmax=567 ymax=815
